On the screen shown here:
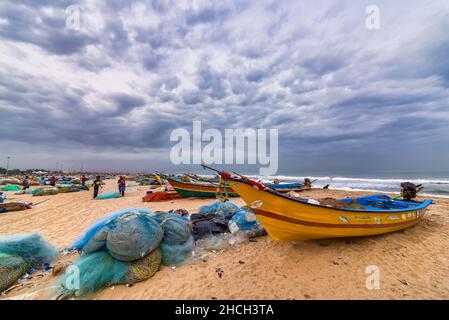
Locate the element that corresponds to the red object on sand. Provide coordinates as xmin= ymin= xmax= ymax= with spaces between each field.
xmin=142 ymin=191 xmax=181 ymax=202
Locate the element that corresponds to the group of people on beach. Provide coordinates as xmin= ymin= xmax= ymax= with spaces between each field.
xmin=20 ymin=174 xmax=127 ymax=199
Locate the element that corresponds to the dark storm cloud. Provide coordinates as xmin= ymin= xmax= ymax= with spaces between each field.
xmin=110 ymin=94 xmax=146 ymax=113
xmin=1 ymin=0 xmax=449 ymax=172
xmin=185 ymin=5 xmax=231 ymax=25
xmin=0 ymin=2 xmax=96 ymax=55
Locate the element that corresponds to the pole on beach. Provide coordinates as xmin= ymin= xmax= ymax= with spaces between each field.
xmin=5 ymin=156 xmax=11 ymax=176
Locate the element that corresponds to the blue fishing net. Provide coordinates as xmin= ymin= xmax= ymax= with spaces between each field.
xmin=0 ymin=253 xmax=27 ymax=292
xmin=56 ymin=184 xmax=85 ymax=193
xmin=26 ymin=188 xmax=38 ymax=195
xmin=0 ymin=233 xmax=58 ymax=292
xmin=82 ymin=225 xmax=110 ymax=254
xmin=59 ymin=249 xmax=161 ymax=297
xmin=153 ymin=213 xmax=192 ymax=245
xmin=0 ymin=233 xmax=58 ymax=266
xmin=106 ymin=213 xmax=164 ymax=261
xmin=152 ymin=213 xmax=194 ymax=266
xmin=1 ymin=184 xmax=22 ymax=191
xmin=96 ymin=191 xmax=121 ymax=200
xmin=198 ymin=201 xmax=240 ymax=217
xmin=160 ymin=236 xmax=194 ymax=266
xmin=68 ymin=208 xmax=155 ymax=252
xmin=33 ymin=187 xmax=59 ymax=196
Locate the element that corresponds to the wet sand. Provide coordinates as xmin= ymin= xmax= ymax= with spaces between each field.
xmin=1 ymin=180 xmax=449 ymax=300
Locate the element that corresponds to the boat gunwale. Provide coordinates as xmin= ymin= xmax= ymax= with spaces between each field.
xmin=166 ymin=177 xmax=239 ymax=196
xmin=226 ymin=178 xmax=432 ymax=213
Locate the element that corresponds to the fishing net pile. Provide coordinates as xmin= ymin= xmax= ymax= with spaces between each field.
xmin=0 ymin=179 xmax=21 ymax=185
xmin=1 ymin=184 xmax=22 ymax=192
xmin=32 ymin=187 xmax=59 ymax=196
xmin=192 ymin=200 xmax=240 ymax=241
xmin=0 ymin=201 xmax=32 ymax=213
xmin=95 ymin=191 xmax=121 ymax=200
xmin=153 ymin=213 xmax=194 ymax=266
xmin=60 ymin=209 xmax=172 ymax=296
xmin=55 ymin=200 xmax=266 ymax=297
xmin=142 ymin=191 xmax=181 ymax=202
xmin=56 ymin=184 xmax=87 ymax=193
xmin=0 ymin=233 xmax=58 ymax=292
xmin=193 ymin=201 xmax=266 ymax=249
xmin=198 ymin=200 xmax=240 ymax=217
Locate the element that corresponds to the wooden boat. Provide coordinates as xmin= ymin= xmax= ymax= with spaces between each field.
xmin=225 ymin=178 xmax=432 ymax=241
xmin=165 ymin=177 xmax=239 ymax=198
xmin=166 ymin=177 xmax=309 ymax=198
xmin=263 ymin=182 xmax=307 ymax=192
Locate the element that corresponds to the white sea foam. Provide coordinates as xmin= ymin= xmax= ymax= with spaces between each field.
xmin=248 ymin=175 xmax=449 ymax=198
xmin=197 ymin=173 xmax=449 ymax=197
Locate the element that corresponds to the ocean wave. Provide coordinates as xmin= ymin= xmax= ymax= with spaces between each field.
xmin=198 ymin=173 xmax=449 ymax=198
xmin=248 ymin=174 xmax=449 ymax=198
xmin=254 ymin=175 xmax=449 ymax=185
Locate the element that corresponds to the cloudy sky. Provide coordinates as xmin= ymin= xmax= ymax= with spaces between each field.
xmin=1 ymin=0 xmax=448 ymax=175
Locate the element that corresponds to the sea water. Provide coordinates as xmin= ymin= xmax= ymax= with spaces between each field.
xmin=199 ymin=172 xmax=449 ymax=198
xmin=255 ymin=172 xmax=449 ymax=198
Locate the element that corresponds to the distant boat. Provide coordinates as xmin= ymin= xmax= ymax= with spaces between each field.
xmin=225 ymin=177 xmax=432 ymax=241
xmin=263 ymin=182 xmax=305 ymax=191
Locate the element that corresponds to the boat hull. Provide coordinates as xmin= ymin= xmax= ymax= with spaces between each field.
xmin=166 ymin=178 xmax=239 ymax=198
xmin=227 ymin=179 xmax=430 ymax=241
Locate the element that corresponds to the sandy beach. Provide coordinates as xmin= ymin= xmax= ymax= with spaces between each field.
xmin=1 ymin=179 xmax=449 ymax=300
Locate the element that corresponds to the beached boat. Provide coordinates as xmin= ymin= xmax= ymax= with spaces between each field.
xmin=263 ymin=182 xmax=307 ymax=192
xmin=166 ymin=177 xmax=308 ymax=198
xmin=165 ymin=177 xmax=239 ymax=198
xmin=225 ymin=177 xmax=432 ymax=241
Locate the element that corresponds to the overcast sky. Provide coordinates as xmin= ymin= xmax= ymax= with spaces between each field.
xmin=0 ymin=0 xmax=448 ymax=175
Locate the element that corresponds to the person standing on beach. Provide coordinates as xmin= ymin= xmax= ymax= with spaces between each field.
xmin=93 ymin=176 xmax=102 ymax=199
xmin=22 ymin=176 xmax=30 ymax=190
xmin=81 ymin=175 xmax=87 ymax=186
xmin=49 ymin=176 xmax=56 ymax=186
xmin=118 ymin=176 xmax=126 ymax=197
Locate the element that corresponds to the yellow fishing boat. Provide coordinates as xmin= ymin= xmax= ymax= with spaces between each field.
xmin=225 ymin=178 xmax=432 ymax=241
